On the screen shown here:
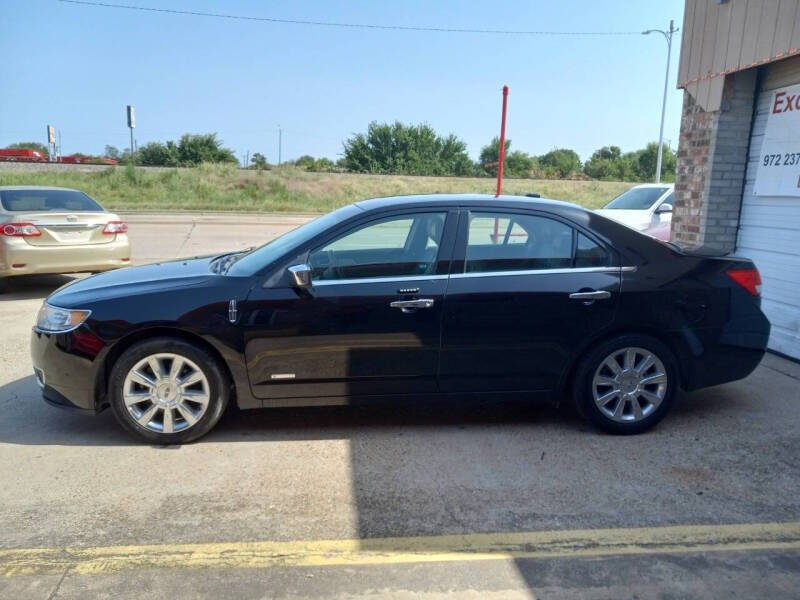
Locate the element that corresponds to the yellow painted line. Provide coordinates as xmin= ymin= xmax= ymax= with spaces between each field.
xmin=2 ymin=522 xmax=800 ymax=577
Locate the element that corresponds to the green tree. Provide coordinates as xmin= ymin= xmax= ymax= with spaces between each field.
xmin=633 ymin=142 xmax=676 ymax=182
xmin=177 ymin=133 xmax=237 ymax=166
xmin=104 ymin=145 xmax=120 ymax=160
xmin=250 ymin=152 xmax=268 ymax=170
xmin=583 ymin=146 xmax=627 ymax=180
xmin=307 ymin=157 xmax=336 ymax=172
xmin=294 ymin=155 xmax=316 ymax=169
xmin=138 ymin=141 xmax=180 ymax=167
xmin=343 ymin=121 xmax=474 ymax=176
xmin=6 ymin=142 xmax=49 ymax=157
xmin=479 ymin=137 xmax=536 ymax=178
xmin=538 ymin=148 xmax=581 ymax=178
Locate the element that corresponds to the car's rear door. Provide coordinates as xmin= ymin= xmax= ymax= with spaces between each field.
xmin=242 ymin=209 xmax=458 ymax=400
xmin=439 ymin=209 xmax=620 ymax=393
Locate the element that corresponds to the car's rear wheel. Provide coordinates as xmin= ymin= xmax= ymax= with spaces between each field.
xmin=109 ymin=338 xmax=229 ymax=444
xmin=573 ymin=334 xmax=677 ymax=434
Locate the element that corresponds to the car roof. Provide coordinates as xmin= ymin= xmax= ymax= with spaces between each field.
xmin=627 ymin=183 xmax=674 ymax=190
xmin=0 ymin=186 xmax=83 ymax=192
xmin=355 ymin=193 xmax=583 ymax=213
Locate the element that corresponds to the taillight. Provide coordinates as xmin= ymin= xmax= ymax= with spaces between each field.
xmin=727 ymin=267 xmax=762 ymax=296
xmin=1 ymin=223 xmax=41 ymax=237
xmin=103 ymin=221 xmax=128 ymax=234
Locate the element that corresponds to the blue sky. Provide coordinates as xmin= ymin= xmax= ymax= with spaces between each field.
xmin=1 ymin=0 xmax=685 ymax=164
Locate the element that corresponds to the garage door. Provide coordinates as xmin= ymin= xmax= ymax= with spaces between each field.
xmin=737 ymin=58 xmax=800 ymax=359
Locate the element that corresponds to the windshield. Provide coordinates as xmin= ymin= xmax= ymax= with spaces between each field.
xmin=603 ymin=187 xmax=669 ymax=210
xmin=227 ymin=204 xmax=361 ymax=276
xmin=0 ymin=189 xmax=104 ymax=212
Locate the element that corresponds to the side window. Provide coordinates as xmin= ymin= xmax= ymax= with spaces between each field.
xmin=310 ymin=212 xmax=446 ymax=281
xmin=574 ymin=233 xmax=609 ymax=268
xmin=465 ymin=212 xmax=573 ymax=273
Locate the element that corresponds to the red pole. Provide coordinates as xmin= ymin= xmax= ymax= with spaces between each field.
xmin=495 ymin=85 xmax=509 ymax=198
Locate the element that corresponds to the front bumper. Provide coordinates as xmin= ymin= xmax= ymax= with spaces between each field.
xmin=1 ymin=235 xmax=131 ymax=277
xmin=30 ymin=327 xmax=104 ymax=413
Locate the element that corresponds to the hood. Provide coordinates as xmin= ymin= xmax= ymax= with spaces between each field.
xmin=48 ymin=257 xmax=216 ymax=307
xmin=594 ymin=209 xmax=653 ymax=230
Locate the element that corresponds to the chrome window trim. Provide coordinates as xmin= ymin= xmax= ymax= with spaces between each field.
xmin=310 ymin=266 xmax=636 ymax=285
xmin=451 ymin=266 xmax=630 ymax=279
xmin=312 ymin=274 xmax=449 ymax=286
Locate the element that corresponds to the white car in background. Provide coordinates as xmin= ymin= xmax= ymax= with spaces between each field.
xmin=595 ymin=184 xmax=674 ymax=240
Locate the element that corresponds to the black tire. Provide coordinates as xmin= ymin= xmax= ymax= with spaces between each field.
xmin=572 ymin=334 xmax=678 ymax=435
xmin=109 ymin=337 xmax=230 ymax=444
xmin=0 ymin=277 xmax=7 ymax=294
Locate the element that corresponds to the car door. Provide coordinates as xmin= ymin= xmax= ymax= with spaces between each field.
xmin=439 ymin=209 xmax=620 ymax=393
xmin=241 ymin=209 xmax=457 ymax=401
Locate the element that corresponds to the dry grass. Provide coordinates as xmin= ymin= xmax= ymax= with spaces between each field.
xmin=0 ymin=163 xmax=634 ymax=213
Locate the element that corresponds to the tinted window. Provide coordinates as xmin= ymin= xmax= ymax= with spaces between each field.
xmin=0 ymin=189 xmax=103 ymax=212
xmin=603 ymin=187 xmax=669 ymax=210
xmin=310 ymin=212 xmax=446 ymax=281
xmin=465 ymin=213 xmax=573 ymax=273
xmin=574 ymin=233 xmax=609 ymax=267
xmin=228 ymin=204 xmax=361 ymax=276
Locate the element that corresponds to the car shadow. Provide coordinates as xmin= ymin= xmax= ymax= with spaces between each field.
xmin=0 ymin=274 xmax=82 ymax=302
xmin=0 ymin=370 xmax=770 ymax=596
xmin=0 ymin=370 xmax=745 ymax=450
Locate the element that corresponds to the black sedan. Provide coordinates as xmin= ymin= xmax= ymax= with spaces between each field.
xmin=31 ymin=194 xmax=770 ymax=443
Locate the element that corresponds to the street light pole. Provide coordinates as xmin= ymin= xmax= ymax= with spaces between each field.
xmin=643 ymin=19 xmax=678 ymax=183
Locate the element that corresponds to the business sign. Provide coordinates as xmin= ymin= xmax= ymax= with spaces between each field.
xmin=755 ymin=84 xmax=800 ymax=196
xmin=46 ymin=125 xmax=55 ymax=145
xmin=127 ymin=105 xmax=135 ymax=129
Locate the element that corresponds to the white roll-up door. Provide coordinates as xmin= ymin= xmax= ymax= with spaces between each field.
xmin=737 ymin=57 xmax=800 ymax=359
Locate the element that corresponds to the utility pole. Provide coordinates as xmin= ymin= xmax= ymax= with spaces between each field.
xmin=643 ymin=20 xmax=678 ymax=183
xmin=278 ymin=125 xmax=282 ymax=166
xmin=57 ymin=130 xmax=62 ymax=160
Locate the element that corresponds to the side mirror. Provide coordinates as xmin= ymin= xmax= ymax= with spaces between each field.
xmin=657 ymin=203 xmax=673 ymax=214
xmin=288 ymin=264 xmax=313 ymax=289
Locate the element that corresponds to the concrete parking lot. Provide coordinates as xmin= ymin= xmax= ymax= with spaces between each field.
xmin=1 ymin=213 xmax=799 ymax=599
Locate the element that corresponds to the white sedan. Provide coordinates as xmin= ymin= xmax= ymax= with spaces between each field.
xmin=595 ymin=184 xmax=674 ymax=240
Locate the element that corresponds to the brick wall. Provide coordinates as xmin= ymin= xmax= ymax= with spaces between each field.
xmin=672 ymin=70 xmax=757 ymax=251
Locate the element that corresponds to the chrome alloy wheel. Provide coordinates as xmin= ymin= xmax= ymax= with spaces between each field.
xmin=592 ymin=347 xmax=668 ymax=423
xmin=122 ymin=353 xmax=210 ymax=434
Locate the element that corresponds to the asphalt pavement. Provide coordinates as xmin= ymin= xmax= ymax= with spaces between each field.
xmin=1 ymin=213 xmax=799 ymax=599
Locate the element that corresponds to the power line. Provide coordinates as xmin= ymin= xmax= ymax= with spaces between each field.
xmin=55 ymin=0 xmax=642 ymax=36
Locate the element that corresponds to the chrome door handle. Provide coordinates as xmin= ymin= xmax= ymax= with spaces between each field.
xmin=390 ymin=298 xmax=434 ymax=312
xmin=569 ymin=291 xmax=611 ymax=300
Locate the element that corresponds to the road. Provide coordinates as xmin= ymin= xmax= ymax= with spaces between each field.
xmin=1 ymin=213 xmax=799 ymax=599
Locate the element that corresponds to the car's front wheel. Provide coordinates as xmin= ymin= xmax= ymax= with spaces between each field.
xmin=109 ymin=338 xmax=229 ymax=444
xmin=573 ymin=334 xmax=678 ymax=435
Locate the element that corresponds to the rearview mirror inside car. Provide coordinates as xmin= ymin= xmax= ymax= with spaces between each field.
xmin=288 ymin=264 xmax=313 ymax=288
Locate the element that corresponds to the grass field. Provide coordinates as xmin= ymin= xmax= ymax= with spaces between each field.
xmin=0 ymin=163 xmax=634 ymax=213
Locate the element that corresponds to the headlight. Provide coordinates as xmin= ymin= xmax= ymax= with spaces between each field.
xmin=35 ymin=303 xmax=91 ymax=333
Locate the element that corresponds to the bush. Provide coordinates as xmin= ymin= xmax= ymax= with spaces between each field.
xmin=539 ymin=148 xmax=582 ymax=178
xmin=583 ymin=143 xmax=676 ymax=182
xmin=478 ymin=137 xmax=537 ymax=178
xmin=250 ymin=152 xmax=269 ymax=170
xmin=343 ymin=121 xmax=474 ymax=176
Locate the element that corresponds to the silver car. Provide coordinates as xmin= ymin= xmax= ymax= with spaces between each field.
xmin=0 ymin=186 xmax=131 ymax=291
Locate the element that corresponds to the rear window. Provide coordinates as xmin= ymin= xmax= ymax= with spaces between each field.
xmin=604 ymin=187 xmax=669 ymax=210
xmin=0 ymin=190 xmax=103 ymax=212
